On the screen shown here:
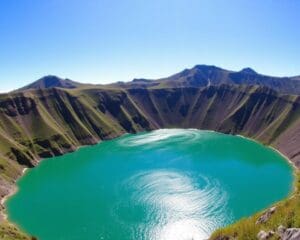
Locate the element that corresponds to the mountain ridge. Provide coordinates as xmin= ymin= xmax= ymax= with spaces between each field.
xmin=16 ymin=65 xmax=300 ymax=95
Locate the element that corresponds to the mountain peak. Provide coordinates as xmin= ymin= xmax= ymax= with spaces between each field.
xmin=37 ymin=75 xmax=65 ymax=87
xmin=240 ymin=67 xmax=257 ymax=75
xmin=194 ymin=64 xmax=222 ymax=71
xmin=18 ymin=75 xmax=81 ymax=91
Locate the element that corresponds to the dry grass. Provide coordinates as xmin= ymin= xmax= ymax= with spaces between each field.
xmin=210 ymin=172 xmax=300 ymax=240
xmin=0 ymin=220 xmax=35 ymax=240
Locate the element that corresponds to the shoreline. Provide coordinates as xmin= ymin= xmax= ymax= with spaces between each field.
xmin=237 ymin=134 xmax=299 ymax=199
xmin=236 ymin=134 xmax=298 ymax=169
xmin=0 ymin=129 xmax=298 ymax=237
xmin=0 ymin=167 xmax=28 ymax=222
xmin=270 ymin=147 xmax=299 ymax=197
xmin=237 ymin=134 xmax=299 ymax=191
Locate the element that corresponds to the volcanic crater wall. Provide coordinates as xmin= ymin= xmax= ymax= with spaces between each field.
xmin=0 ymin=84 xmax=299 ymax=205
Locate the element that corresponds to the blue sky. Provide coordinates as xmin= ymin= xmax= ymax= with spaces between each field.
xmin=0 ymin=0 xmax=299 ymax=92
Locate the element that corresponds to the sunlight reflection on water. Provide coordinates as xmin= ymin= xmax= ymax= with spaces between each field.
xmin=126 ymin=170 xmax=230 ymax=240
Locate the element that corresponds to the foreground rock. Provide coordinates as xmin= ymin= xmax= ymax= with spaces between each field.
xmin=257 ymin=230 xmax=275 ymax=240
xmin=257 ymin=225 xmax=300 ymax=240
xmin=277 ymin=225 xmax=300 ymax=240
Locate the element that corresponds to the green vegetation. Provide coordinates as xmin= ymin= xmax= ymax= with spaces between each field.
xmin=0 ymin=220 xmax=35 ymax=240
xmin=210 ymin=172 xmax=300 ymax=240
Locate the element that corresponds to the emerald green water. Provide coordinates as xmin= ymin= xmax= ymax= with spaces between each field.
xmin=6 ymin=129 xmax=293 ymax=240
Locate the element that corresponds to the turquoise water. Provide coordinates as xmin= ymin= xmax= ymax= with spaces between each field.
xmin=6 ymin=129 xmax=294 ymax=240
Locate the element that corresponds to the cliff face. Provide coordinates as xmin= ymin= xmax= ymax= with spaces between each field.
xmin=126 ymin=85 xmax=300 ymax=165
xmin=0 ymin=85 xmax=299 ymax=195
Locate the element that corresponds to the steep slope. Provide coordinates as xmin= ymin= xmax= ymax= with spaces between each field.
xmin=0 ymin=84 xmax=299 ymax=239
xmin=111 ymin=65 xmax=300 ymax=94
xmin=0 ymin=85 xmax=299 ymax=192
xmin=17 ymin=75 xmax=82 ymax=91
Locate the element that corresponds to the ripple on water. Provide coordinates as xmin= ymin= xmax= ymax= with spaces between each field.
xmin=123 ymin=170 xmax=231 ymax=240
xmin=119 ymin=129 xmax=203 ymax=147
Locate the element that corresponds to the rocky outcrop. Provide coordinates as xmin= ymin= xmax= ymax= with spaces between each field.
xmin=257 ymin=226 xmax=300 ymax=240
xmin=277 ymin=226 xmax=300 ymax=240
xmin=256 ymin=207 xmax=277 ymax=224
xmin=257 ymin=230 xmax=275 ymax=240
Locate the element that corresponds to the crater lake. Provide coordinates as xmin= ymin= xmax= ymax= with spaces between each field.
xmin=6 ymin=129 xmax=294 ymax=240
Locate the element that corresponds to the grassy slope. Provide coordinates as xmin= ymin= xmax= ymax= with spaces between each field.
xmin=0 ymin=84 xmax=299 ymax=239
xmin=0 ymin=221 xmax=34 ymax=240
xmin=210 ymin=173 xmax=300 ymax=240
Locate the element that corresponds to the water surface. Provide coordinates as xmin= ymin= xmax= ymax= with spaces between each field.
xmin=6 ymin=129 xmax=293 ymax=240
